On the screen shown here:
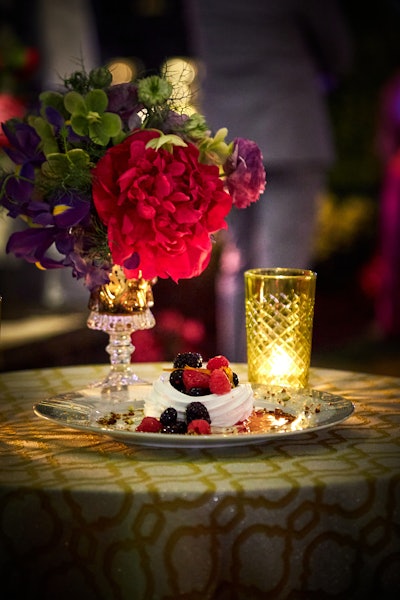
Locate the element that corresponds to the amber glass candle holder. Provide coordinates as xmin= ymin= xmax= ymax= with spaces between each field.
xmin=245 ymin=268 xmax=317 ymax=388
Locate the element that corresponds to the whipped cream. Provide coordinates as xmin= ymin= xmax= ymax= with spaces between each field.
xmin=144 ymin=374 xmax=254 ymax=427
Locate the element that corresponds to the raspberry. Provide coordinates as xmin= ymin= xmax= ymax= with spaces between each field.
xmin=186 ymin=401 xmax=211 ymax=424
xmin=173 ymin=352 xmax=203 ymax=369
xmin=160 ymin=407 xmax=178 ymax=426
xmin=136 ymin=416 xmax=161 ymax=433
xmin=187 ymin=419 xmax=211 ymax=435
xmin=209 ymin=368 xmax=232 ymax=395
xmin=207 ymin=355 xmax=230 ymax=370
xmin=183 ymin=369 xmax=210 ymax=392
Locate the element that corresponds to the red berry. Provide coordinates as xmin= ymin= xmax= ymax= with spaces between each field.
xmin=209 ymin=368 xmax=232 ymax=395
xmin=136 ymin=416 xmax=162 ymax=433
xmin=183 ymin=369 xmax=210 ymax=391
xmin=187 ymin=419 xmax=211 ymax=435
xmin=207 ymin=355 xmax=230 ymax=370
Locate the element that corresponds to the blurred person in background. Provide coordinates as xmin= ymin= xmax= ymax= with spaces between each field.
xmin=185 ymin=0 xmax=353 ymax=361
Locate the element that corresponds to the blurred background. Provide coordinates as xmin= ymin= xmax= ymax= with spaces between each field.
xmin=1 ymin=0 xmax=400 ymax=375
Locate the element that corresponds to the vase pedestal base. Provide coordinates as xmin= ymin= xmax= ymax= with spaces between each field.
xmin=86 ymin=308 xmax=156 ymax=393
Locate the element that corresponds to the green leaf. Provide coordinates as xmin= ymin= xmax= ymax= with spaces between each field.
xmin=39 ymin=91 xmax=67 ymax=118
xmin=66 ymin=148 xmax=92 ymax=169
xmin=213 ymin=127 xmax=228 ymax=144
xmin=28 ymin=115 xmax=59 ymax=156
xmin=101 ymin=112 xmax=122 ymax=137
xmin=70 ymin=114 xmax=89 ymax=136
xmin=146 ymin=133 xmax=187 ymax=151
xmin=64 ymin=91 xmax=86 ymax=115
xmin=41 ymin=149 xmax=92 ymax=183
xmin=85 ymin=89 xmax=108 ymax=114
xmin=89 ymin=122 xmax=109 ymax=146
xmin=41 ymin=153 xmax=70 ymax=179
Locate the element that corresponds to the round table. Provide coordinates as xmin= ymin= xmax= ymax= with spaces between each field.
xmin=1 ymin=364 xmax=399 ymax=599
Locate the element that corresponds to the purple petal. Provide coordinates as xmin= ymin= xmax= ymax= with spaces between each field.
xmin=224 ymin=138 xmax=266 ymax=208
xmin=107 ymin=83 xmax=142 ymax=129
xmin=123 ymin=252 xmax=140 ymax=270
xmin=2 ymin=120 xmax=44 ymax=166
xmin=6 ymin=228 xmax=63 ymax=267
xmin=52 ymin=194 xmax=91 ymax=228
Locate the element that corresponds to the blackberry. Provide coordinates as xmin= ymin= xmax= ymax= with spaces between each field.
xmin=175 ymin=420 xmax=188 ymax=434
xmin=160 ymin=407 xmax=178 ymax=426
xmin=186 ymin=401 xmax=211 ymax=424
xmin=161 ymin=421 xmax=187 ymax=434
xmin=232 ymin=372 xmax=239 ymax=387
xmin=173 ymin=352 xmax=203 ymax=369
xmin=161 ymin=424 xmax=178 ymax=434
xmin=169 ymin=369 xmax=185 ymax=392
xmin=187 ymin=387 xmax=210 ymax=396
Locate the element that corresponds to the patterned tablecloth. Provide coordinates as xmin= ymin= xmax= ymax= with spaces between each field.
xmin=0 ymin=363 xmax=399 ymax=600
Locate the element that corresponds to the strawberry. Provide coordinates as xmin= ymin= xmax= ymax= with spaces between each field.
xmin=207 ymin=355 xmax=230 ymax=370
xmin=183 ymin=369 xmax=210 ymax=391
xmin=187 ymin=419 xmax=211 ymax=435
xmin=209 ymin=368 xmax=232 ymax=395
xmin=136 ymin=416 xmax=162 ymax=433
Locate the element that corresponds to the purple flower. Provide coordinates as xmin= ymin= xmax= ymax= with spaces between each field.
xmin=30 ymin=192 xmax=91 ymax=228
xmin=106 ymin=83 xmax=142 ymax=130
xmin=44 ymin=106 xmax=83 ymax=144
xmin=1 ymin=120 xmax=44 ymax=167
xmin=223 ymin=138 xmax=266 ymax=208
xmin=67 ymin=252 xmax=112 ymax=290
xmin=1 ymin=162 xmax=36 ymax=218
xmin=6 ymin=227 xmax=66 ymax=268
xmin=5 ymin=221 xmax=110 ymax=290
xmin=159 ymin=110 xmax=189 ymax=134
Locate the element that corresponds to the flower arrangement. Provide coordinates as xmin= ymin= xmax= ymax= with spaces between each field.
xmin=0 ymin=65 xmax=266 ymax=291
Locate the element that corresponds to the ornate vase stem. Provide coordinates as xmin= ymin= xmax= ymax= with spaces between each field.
xmin=87 ymin=266 xmax=156 ymax=393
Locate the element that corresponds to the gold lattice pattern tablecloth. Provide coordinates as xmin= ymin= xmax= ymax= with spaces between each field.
xmin=0 ymin=364 xmax=400 ymax=599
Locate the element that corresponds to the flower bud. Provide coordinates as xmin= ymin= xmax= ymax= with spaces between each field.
xmin=89 ymin=67 xmax=113 ymax=90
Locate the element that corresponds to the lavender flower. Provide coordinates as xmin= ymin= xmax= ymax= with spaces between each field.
xmin=106 ymin=83 xmax=142 ymax=130
xmin=224 ymin=138 xmax=266 ymax=208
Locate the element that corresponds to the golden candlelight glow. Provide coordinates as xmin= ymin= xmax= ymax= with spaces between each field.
xmin=245 ymin=268 xmax=316 ymax=388
xmin=268 ymin=346 xmax=301 ymax=380
xmin=108 ymin=59 xmax=141 ymax=84
xmin=161 ymin=57 xmax=200 ymax=113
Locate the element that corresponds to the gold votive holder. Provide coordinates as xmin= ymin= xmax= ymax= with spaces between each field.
xmin=245 ymin=268 xmax=317 ymax=388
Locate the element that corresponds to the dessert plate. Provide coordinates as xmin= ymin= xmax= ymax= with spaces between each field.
xmin=33 ymin=384 xmax=354 ymax=448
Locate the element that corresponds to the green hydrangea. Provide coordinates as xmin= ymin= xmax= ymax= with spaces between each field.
xmin=64 ymin=89 xmax=122 ymax=146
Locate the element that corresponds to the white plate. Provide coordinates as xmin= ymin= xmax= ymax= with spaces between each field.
xmin=33 ymin=383 xmax=354 ymax=448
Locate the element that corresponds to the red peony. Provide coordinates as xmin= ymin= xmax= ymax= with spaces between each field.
xmin=92 ymin=129 xmax=233 ymax=281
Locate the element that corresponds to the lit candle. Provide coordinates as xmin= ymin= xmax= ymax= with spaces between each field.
xmin=245 ymin=268 xmax=317 ymax=388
